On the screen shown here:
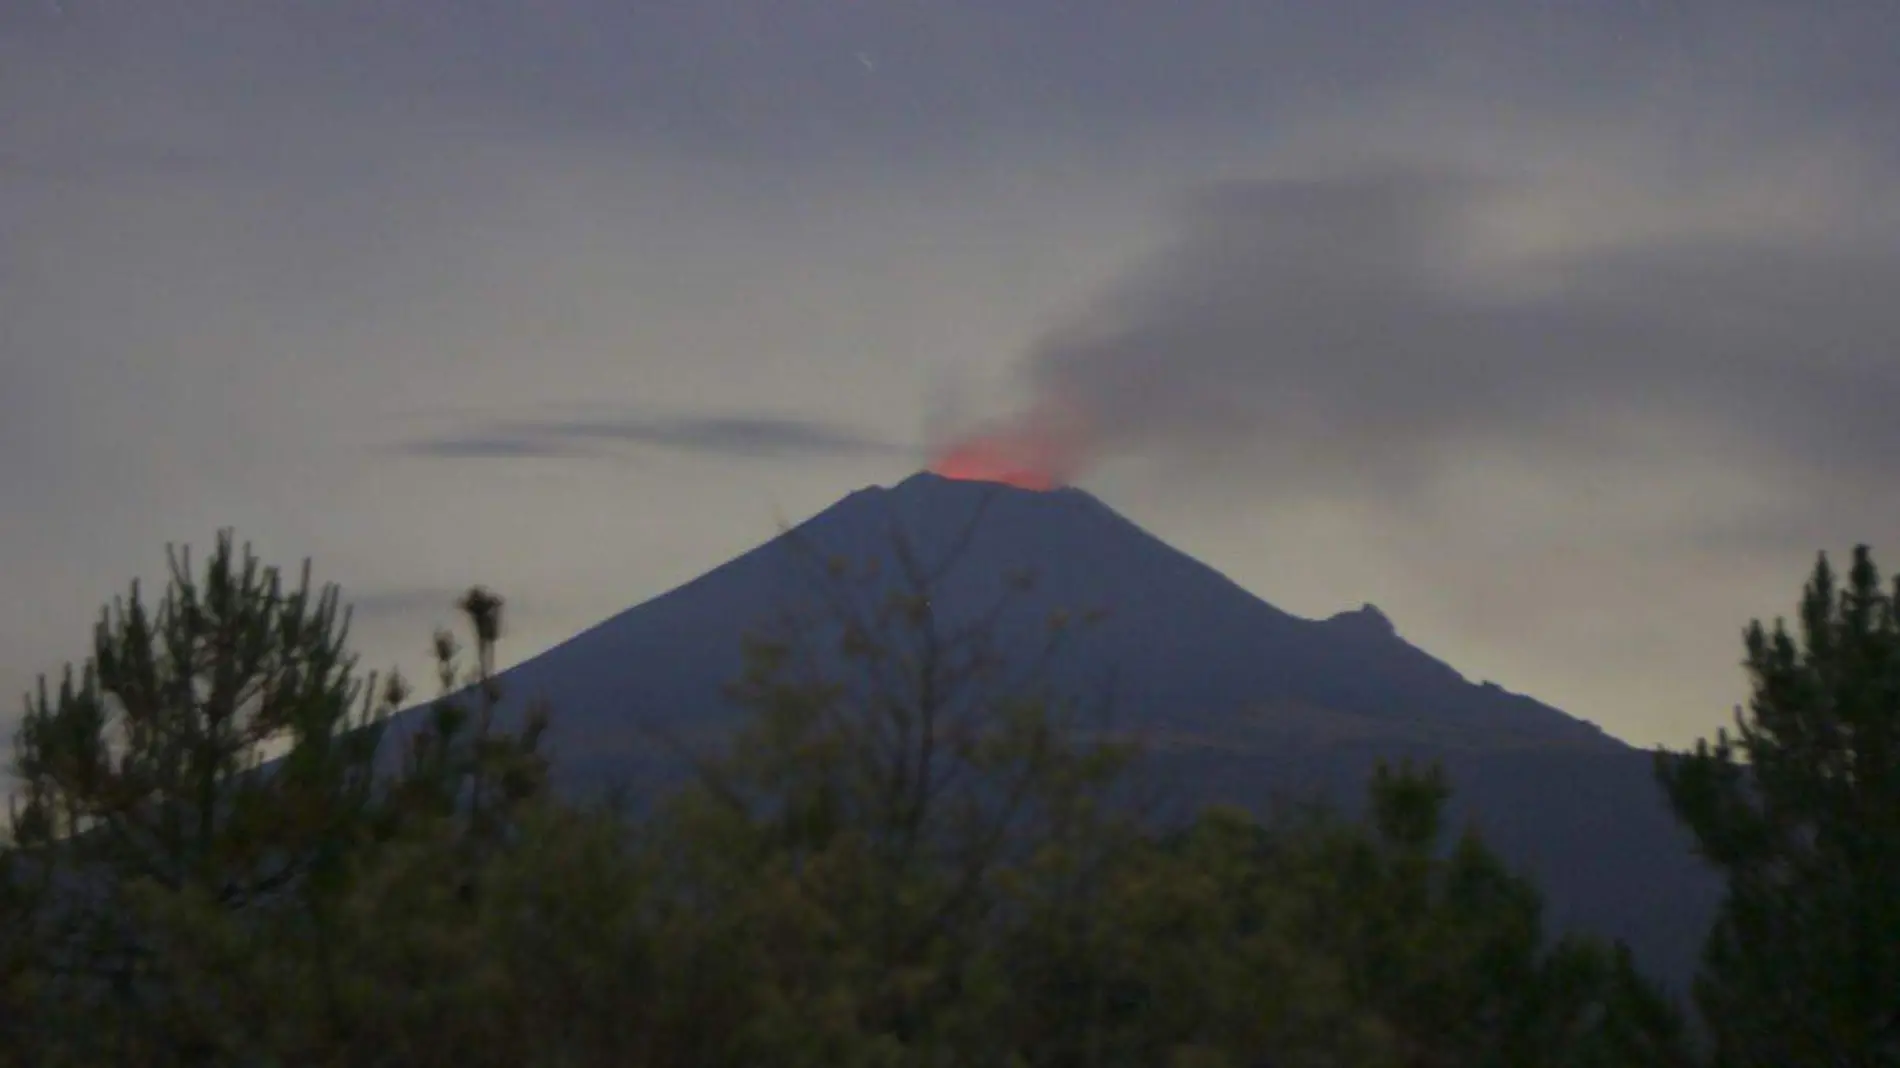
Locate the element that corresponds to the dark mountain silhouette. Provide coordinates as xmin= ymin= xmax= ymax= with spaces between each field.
xmin=464 ymin=471 xmax=1720 ymax=991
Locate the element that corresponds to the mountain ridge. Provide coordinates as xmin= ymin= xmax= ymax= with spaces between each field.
xmin=485 ymin=471 xmax=1614 ymax=757
xmin=434 ymin=469 xmax=1712 ymax=991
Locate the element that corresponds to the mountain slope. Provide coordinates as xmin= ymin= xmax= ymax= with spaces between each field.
xmin=497 ymin=473 xmax=1612 ymax=755
xmin=460 ymin=471 xmax=1718 ymax=991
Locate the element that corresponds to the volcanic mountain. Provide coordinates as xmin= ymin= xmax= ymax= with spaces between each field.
xmin=469 ymin=471 xmax=1719 ymax=990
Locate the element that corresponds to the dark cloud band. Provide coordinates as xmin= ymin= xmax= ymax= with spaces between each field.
xmin=399 ymin=411 xmax=915 ymax=463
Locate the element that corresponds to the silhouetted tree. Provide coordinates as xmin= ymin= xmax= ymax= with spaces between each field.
xmin=0 ymin=515 xmax=1716 ymax=1067
xmin=123 ymin=581 xmax=555 ymax=1066
xmin=1006 ymin=762 xmax=1693 ymax=1068
xmin=642 ymin=497 xmax=1142 ymax=1065
xmin=6 ymin=531 xmax=406 ymax=1062
xmin=1304 ymin=763 xmax=1693 ymax=1068
xmin=1657 ymin=546 xmax=1900 ymax=1066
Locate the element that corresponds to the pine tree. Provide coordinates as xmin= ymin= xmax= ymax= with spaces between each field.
xmin=116 ymin=581 xmax=557 ymax=1067
xmin=1656 ymin=546 xmax=1900 ymax=1066
xmin=6 ymin=530 xmax=407 ymax=1062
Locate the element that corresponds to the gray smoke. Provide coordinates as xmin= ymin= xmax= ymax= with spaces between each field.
xmin=1006 ymin=161 xmax=1900 ymax=514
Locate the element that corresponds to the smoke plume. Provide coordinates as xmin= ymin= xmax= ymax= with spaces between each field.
xmin=937 ymin=155 xmax=1900 ymax=505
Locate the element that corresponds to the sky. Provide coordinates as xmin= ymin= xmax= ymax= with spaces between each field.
xmin=5 ymin=0 xmax=1899 ymax=750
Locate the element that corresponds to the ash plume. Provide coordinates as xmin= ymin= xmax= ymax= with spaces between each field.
xmin=952 ymin=157 xmax=1900 ymax=508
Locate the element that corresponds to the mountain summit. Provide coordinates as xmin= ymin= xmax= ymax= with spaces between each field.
xmin=494 ymin=471 xmax=1610 ymax=767
xmin=465 ymin=471 xmax=1715 ymax=990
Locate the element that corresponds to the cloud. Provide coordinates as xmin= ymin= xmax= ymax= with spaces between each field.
xmin=396 ymin=437 xmax=600 ymax=461
xmin=987 ymin=149 xmax=1900 ymax=526
xmin=341 ymin=587 xmax=483 ymax=626
xmin=399 ymin=411 xmax=916 ymax=463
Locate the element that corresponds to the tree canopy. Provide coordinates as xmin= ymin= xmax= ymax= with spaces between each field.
xmin=17 ymin=526 xmax=1892 ymax=1065
xmin=1656 ymin=545 xmax=1900 ymax=1066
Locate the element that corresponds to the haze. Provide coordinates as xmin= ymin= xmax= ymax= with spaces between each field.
xmin=6 ymin=1 xmax=1898 ymax=750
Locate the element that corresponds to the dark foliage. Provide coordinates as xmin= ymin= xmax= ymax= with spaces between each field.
xmin=1656 ymin=546 xmax=1900 ymax=1067
xmin=9 ymin=529 xmax=1878 ymax=1065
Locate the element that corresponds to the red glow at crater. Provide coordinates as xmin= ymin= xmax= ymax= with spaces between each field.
xmin=928 ymin=405 xmax=1091 ymax=491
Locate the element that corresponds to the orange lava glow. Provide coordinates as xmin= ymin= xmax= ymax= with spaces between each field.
xmin=928 ymin=406 xmax=1091 ymax=490
xmin=932 ymin=436 xmax=1066 ymax=490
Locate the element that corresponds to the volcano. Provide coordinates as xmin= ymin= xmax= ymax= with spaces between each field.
xmin=458 ymin=472 xmax=1718 ymax=990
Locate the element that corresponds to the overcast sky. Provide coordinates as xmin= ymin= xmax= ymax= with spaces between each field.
xmin=6 ymin=0 xmax=1898 ymax=750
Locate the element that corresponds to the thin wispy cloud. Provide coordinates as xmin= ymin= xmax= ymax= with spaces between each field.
xmin=396 ymin=437 xmax=602 ymax=461
xmin=340 ymin=587 xmax=490 ymax=626
xmin=401 ymin=412 xmax=914 ymax=462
